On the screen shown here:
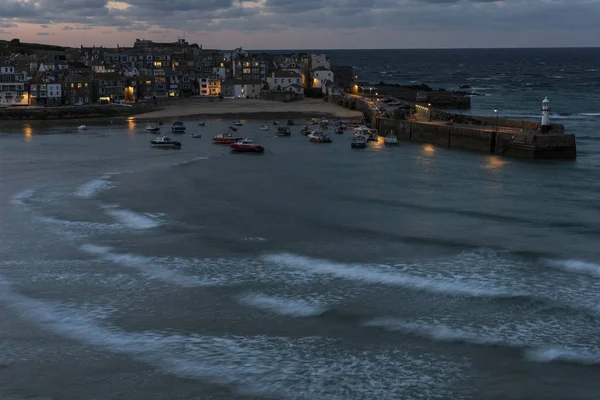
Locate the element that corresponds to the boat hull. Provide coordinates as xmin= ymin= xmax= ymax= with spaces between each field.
xmin=230 ymin=145 xmax=264 ymax=153
xmin=150 ymin=143 xmax=181 ymax=149
xmin=171 ymin=128 xmax=186 ymax=133
xmin=213 ymin=138 xmax=242 ymax=144
xmin=384 ymin=142 xmax=400 ymax=147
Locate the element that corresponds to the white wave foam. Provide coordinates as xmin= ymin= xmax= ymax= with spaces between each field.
xmin=80 ymin=244 xmax=221 ymax=287
xmin=10 ymin=188 xmax=37 ymax=206
xmin=525 ymin=347 xmax=600 ymax=365
xmin=172 ymin=156 xmax=209 ymax=166
xmin=243 ymin=236 xmax=267 ymax=242
xmin=0 ymin=277 xmax=466 ymax=399
xmin=263 ymin=253 xmax=516 ymax=297
xmin=546 ymin=259 xmax=600 ymax=278
xmin=75 ymin=176 xmax=115 ymax=199
xmin=367 ymin=317 xmax=600 ymax=366
xmin=37 ymin=216 xmax=123 ymax=237
xmin=104 ymin=208 xmax=162 ymax=230
xmin=238 ymin=293 xmax=325 ymax=317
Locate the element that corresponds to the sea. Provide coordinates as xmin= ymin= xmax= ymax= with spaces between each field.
xmin=1 ymin=48 xmax=600 ymax=399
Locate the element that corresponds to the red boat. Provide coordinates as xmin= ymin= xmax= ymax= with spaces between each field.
xmin=213 ymin=132 xmax=243 ymax=144
xmin=230 ymin=138 xmax=265 ymax=153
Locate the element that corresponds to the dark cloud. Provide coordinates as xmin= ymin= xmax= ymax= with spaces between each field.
xmin=36 ymin=32 xmax=50 ymax=36
xmin=1 ymin=0 xmax=599 ymax=46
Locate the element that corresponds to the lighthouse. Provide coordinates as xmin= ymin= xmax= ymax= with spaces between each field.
xmin=541 ymin=96 xmax=551 ymax=133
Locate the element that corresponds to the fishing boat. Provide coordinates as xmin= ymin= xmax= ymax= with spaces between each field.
xmin=230 ymin=138 xmax=265 ymax=153
xmin=287 ymin=119 xmax=295 ymax=126
xmin=334 ymin=127 xmax=344 ymax=135
xmin=300 ymin=125 xmax=310 ymax=135
xmin=260 ymin=125 xmax=269 ymax=131
xmin=384 ymin=133 xmax=399 ymax=146
xmin=228 ymin=126 xmax=238 ymax=132
xmin=351 ymin=135 xmax=367 ymax=149
xmin=78 ymin=125 xmax=87 ymax=131
xmin=232 ymin=120 xmax=243 ymax=126
xmin=276 ymin=126 xmax=291 ymax=136
xmin=171 ymin=120 xmax=186 ymax=133
xmin=367 ymin=129 xmax=379 ymax=142
xmin=213 ymin=132 xmax=243 ymax=144
xmin=150 ymin=136 xmax=181 ymax=149
xmin=190 ymin=133 xmax=202 ymax=138
xmin=145 ymin=123 xmax=160 ymax=133
xmin=308 ymin=131 xmax=332 ymax=143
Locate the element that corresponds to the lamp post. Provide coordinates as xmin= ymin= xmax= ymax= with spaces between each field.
xmin=494 ymin=108 xmax=499 ymax=132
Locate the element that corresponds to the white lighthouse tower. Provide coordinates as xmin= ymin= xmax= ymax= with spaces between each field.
xmin=541 ymin=96 xmax=551 ymax=133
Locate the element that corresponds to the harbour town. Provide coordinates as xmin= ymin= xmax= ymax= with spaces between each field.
xmin=0 ymin=38 xmax=576 ymax=159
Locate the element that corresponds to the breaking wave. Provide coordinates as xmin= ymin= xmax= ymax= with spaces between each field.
xmin=237 ymin=292 xmax=325 ymax=317
xmin=0 ymin=277 xmax=467 ymax=399
xmin=75 ymin=176 xmax=115 ymax=199
xmin=263 ymin=253 xmax=520 ymax=298
xmin=101 ymin=204 xmax=163 ymax=230
xmin=80 ymin=244 xmax=221 ymax=287
xmin=10 ymin=188 xmax=37 ymax=206
xmin=545 ymin=259 xmax=600 ymax=278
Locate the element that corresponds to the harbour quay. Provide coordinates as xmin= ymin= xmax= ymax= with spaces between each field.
xmin=344 ymin=95 xmax=576 ymax=160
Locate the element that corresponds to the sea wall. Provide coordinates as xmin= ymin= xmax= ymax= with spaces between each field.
xmin=377 ymin=117 xmax=576 ymax=159
xmin=0 ymin=103 xmax=154 ymax=120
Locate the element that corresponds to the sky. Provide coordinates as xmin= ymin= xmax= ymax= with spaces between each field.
xmin=0 ymin=0 xmax=599 ymax=49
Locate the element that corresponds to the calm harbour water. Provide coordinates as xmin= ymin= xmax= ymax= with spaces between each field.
xmin=1 ymin=48 xmax=600 ymax=399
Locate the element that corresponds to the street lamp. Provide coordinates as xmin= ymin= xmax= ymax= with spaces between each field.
xmin=494 ymin=109 xmax=499 ymax=132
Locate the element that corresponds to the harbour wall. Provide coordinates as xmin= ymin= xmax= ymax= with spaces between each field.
xmin=0 ymin=103 xmax=154 ymax=120
xmin=376 ymin=117 xmax=576 ymax=159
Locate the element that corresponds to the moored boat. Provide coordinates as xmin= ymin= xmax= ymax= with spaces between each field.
xmin=230 ymin=138 xmax=265 ymax=153
xmin=384 ymin=133 xmax=399 ymax=146
xmin=351 ymin=135 xmax=367 ymax=148
xmin=287 ymin=119 xmax=295 ymax=126
xmin=308 ymin=131 xmax=332 ymax=143
xmin=150 ymin=136 xmax=181 ymax=149
xmin=300 ymin=125 xmax=310 ymax=135
xmin=232 ymin=120 xmax=243 ymax=126
xmin=334 ymin=127 xmax=344 ymax=135
xmin=145 ymin=123 xmax=160 ymax=132
xmin=260 ymin=124 xmax=269 ymax=131
xmin=228 ymin=126 xmax=238 ymax=132
xmin=78 ymin=124 xmax=87 ymax=131
xmin=213 ymin=132 xmax=243 ymax=144
xmin=367 ymin=128 xmax=379 ymax=142
xmin=171 ymin=120 xmax=186 ymax=133
xmin=190 ymin=133 xmax=202 ymax=138
xmin=198 ymin=122 xmax=205 ymax=127
xmin=276 ymin=126 xmax=291 ymax=136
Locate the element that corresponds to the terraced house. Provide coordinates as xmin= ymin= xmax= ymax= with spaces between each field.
xmin=0 ymin=59 xmax=29 ymax=106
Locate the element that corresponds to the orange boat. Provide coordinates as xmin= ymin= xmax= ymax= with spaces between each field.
xmin=213 ymin=132 xmax=243 ymax=144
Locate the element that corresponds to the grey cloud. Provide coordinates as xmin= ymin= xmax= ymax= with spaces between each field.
xmin=36 ymin=32 xmax=50 ymax=36
xmin=0 ymin=21 xmax=18 ymax=28
xmin=62 ymin=26 xmax=74 ymax=30
xmin=41 ymin=24 xmax=49 ymax=28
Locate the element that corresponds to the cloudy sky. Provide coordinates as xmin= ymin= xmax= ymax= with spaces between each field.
xmin=0 ymin=0 xmax=598 ymax=49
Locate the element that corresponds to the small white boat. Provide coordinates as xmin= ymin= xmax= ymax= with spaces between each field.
xmin=232 ymin=120 xmax=243 ymax=126
xmin=150 ymin=136 xmax=181 ymax=149
xmin=190 ymin=133 xmax=202 ymax=138
xmin=260 ymin=125 xmax=269 ymax=131
xmin=78 ymin=125 xmax=87 ymax=130
xmin=146 ymin=123 xmax=160 ymax=132
xmin=384 ymin=133 xmax=399 ymax=147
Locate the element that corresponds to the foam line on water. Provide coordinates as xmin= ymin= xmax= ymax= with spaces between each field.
xmin=365 ymin=317 xmax=600 ymax=366
xmin=546 ymin=259 xmax=600 ymax=278
xmin=80 ymin=244 xmax=221 ymax=287
xmin=75 ymin=176 xmax=115 ymax=199
xmin=0 ymin=277 xmax=467 ymax=399
xmin=263 ymin=253 xmax=518 ymax=298
xmin=101 ymin=204 xmax=163 ymax=230
xmin=10 ymin=188 xmax=37 ymax=206
xmin=37 ymin=216 xmax=124 ymax=237
xmin=172 ymin=156 xmax=209 ymax=166
xmin=237 ymin=292 xmax=325 ymax=317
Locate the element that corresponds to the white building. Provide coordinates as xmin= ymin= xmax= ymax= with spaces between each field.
xmin=311 ymin=67 xmax=334 ymax=89
xmin=198 ymin=75 xmax=221 ymax=96
xmin=0 ymin=63 xmax=28 ymax=106
xmin=310 ymin=53 xmax=330 ymax=71
xmin=266 ymin=71 xmax=303 ymax=95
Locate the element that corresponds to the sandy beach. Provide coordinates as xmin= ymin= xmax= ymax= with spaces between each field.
xmin=133 ymin=98 xmax=363 ymax=120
